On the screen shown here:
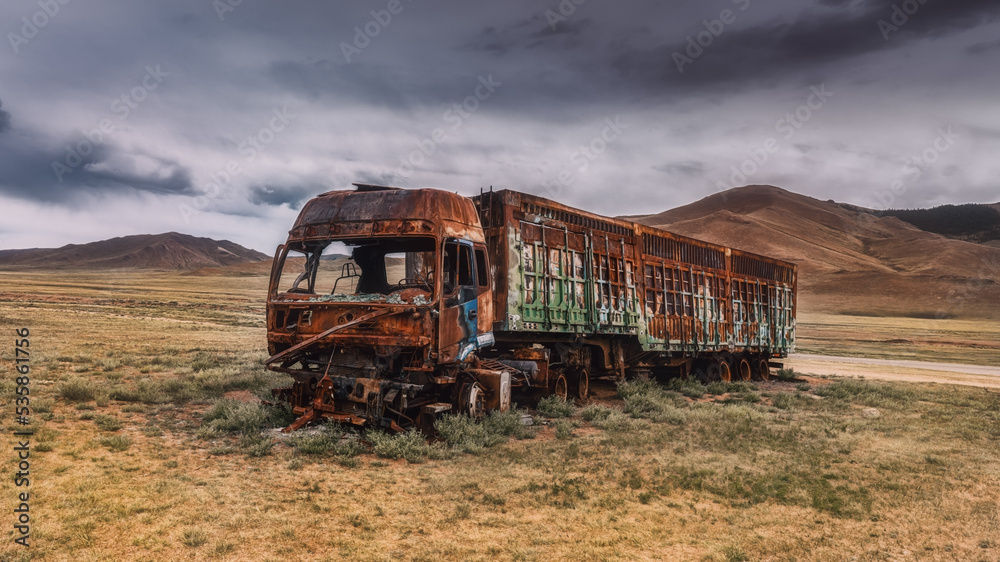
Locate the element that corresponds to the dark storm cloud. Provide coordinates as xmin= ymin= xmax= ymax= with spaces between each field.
xmin=85 ymin=155 xmax=194 ymax=196
xmin=0 ymin=99 xmax=10 ymax=133
xmin=608 ymin=0 xmax=1000 ymax=92
xmin=529 ymin=16 xmax=594 ymax=41
xmin=1 ymin=0 xmax=998 ymax=251
xmin=0 ymin=128 xmax=195 ymax=202
xmin=268 ymin=60 xmax=417 ymax=109
xmin=0 ymin=132 xmax=107 ymax=202
xmin=466 ymin=14 xmax=594 ymax=54
xmin=468 ymin=25 xmax=519 ymax=55
xmin=440 ymin=0 xmax=1000 ymax=104
xmin=966 ymin=38 xmax=1000 ymax=54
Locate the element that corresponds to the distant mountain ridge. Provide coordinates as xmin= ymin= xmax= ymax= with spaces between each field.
xmin=0 ymin=232 xmax=268 ymax=270
xmin=628 ymin=185 xmax=1000 ymax=319
xmin=837 ymin=202 xmax=1000 ymax=246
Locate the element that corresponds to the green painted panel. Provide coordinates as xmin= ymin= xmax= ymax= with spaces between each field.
xmin=501 ymin=221 xmax=795 ymax=355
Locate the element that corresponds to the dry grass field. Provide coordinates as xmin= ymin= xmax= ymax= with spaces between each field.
xmin=3 ymin=270 xmax=1000 ymax=561
xmin=795 ymin=312 xmax=1000 ymax=366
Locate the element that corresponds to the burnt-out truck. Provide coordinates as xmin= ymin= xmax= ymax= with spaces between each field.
xmin=266 ymin=184 xmax=796 ymax=431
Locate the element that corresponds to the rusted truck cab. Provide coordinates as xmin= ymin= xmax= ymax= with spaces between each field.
xmin=266 ymin=184 xmax=502 ymax=431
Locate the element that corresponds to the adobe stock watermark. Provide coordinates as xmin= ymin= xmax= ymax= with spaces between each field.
xmin=340 ymin=0 xmax=414 ymax=63
xmin=545 ymin=0 xmax=588 ymax=30
xmin=713 ymin=84 xmax=834 ymax=194
xmin=179 ymin=105 xmax=296 ymax=223
xmin=673 ymin=0 xmax=751 ymax=73
xmin=51 ymin=65 xmax=169 ymax=182
xmin=878 ymin=0 xmax=931 ymax=42
xmin=7 ymin=0 xmax=72 ymax=55
xmin=394 ymin=75 xmax=501 ymax=178
xmin=871 ymin=126 xmax=959 ymax=211
xmin=937 ymin=254 xmax=1000 ymax=320
xmin=543 ymin=116 xmax=628 ymax=199
xmin=213 ymin=0 xmax=246 ymax=21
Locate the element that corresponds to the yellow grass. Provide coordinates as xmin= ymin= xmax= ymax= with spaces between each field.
xmin=796 ymin=311 xmax=1000 ymax=366
xmin=2 ymin=270 xmax=999 ymax=561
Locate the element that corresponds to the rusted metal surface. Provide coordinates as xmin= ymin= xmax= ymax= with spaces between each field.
xmin=267 ymin=184 xmax=503 ymax=431
xmin=265 ymin=306 xmax=411 ymax=366
xmin=289 ymin=184 xmax=485 ymax=245
xmin=266 ymin=183 xmax=797 ymax=431
xmin=473 ymin=189 xmax=796 ymax=381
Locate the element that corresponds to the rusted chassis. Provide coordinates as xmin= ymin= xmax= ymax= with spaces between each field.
xmin=265 ymin=184 xmax=797 ymax=431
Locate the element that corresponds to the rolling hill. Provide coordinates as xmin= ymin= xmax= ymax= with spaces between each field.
xmin=628 ymin=185 xmax=1000 ymax=319
xmin=0 ymin=232 xmax=268 ymax=271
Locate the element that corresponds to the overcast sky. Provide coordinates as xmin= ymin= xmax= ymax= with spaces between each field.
xmin=1 ymin=0 xmax=999 ymax=252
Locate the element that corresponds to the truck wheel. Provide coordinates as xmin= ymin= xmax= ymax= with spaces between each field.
xmin=757 ymin=358 xmax=771 ymax=381
xmin=718 ymin=360 xmax=732 ymax=382
xmin=738 ymin=358 xmax=752 ymax=381
xmin=572 ymin=369 xmax=589 ymax=401
xmin=459 ymin=382 xmax=486 ymax=420
xmin=705 ymin=362 xmax=721 ymax=382
xmin=550 ymin=373 xmax=568 ymax=401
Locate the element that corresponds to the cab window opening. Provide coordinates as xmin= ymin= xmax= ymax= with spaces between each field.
xmin=276 ymin=237 xmax=435 ymax=299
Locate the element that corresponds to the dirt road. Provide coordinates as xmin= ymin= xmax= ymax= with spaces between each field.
xmin=785 ymin=353 xmax=1000 ymax=389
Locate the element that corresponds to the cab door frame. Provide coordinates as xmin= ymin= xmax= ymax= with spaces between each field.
xmin=439 ymin=238 xmax=483 ymax=363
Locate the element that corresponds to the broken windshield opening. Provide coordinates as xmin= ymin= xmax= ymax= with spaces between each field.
xmin=276 ymin=237 xmax=436 ymax=303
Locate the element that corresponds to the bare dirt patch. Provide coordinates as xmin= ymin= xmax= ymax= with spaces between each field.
xmin=786 ymin=353 xmax=1000 ymax=389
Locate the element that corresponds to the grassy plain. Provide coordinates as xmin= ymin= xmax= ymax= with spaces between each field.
xmin=2 ymin=270 xmax=1000 ymax=561
xmin=795 ymin=312 xmax=1000 ymax=366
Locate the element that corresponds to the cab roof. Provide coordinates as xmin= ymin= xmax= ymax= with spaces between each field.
xmin=290 ymin=185 xmax=484 ymax=243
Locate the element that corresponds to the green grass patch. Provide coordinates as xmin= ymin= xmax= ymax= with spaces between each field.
xmin=142 ymin=425 xmax=163 ymax=437
xmin=663 ymin=464 xmax=872 ymax=519
xmin=237 ymin=432 xmax=273 ymax=457
xmin=775 ymin=367 xmax=799 ymax=381
xmin=198 ymin=399 xmax=289 ymax=436
xmin=581 ymin=404 xmax=637 ymax=432
xmin=196 ymin=398 xmax=292 ymax=456
xmin=108 ymin=364 xmax=291 ymax=405
xmin=180 ymin=527 xmax=207 ymax=548
xmin=434 ymin=409 xmax=536 ymax=454
xmin=771 ymin=392 xmax=805 ymax=410
xmin=663 ymin=377 xmax=707 ymax=399
xmin=619 ymin=379 xmax=688 ymax=424
xmin=366 ymin=429 xmax=446 ymax=463
xmin=289 ymin=425 xmax=365 ymax=459
xmin=719 ymin=391 xmax=762 ymax=405
xmin=94 ymin=414 xmax=123 ymax=431
xmin=537 ymin=395 xmax=576 ymax=418
xmin=98 ymin=435 xmax=132 ymax=451
xmin=705 ymin=381 xmax=758 ymax=396
xmin=32 ymin=398 xmax=54 ymax=413
xmin=814 ymin=379 xmax=916 ymax=408
xmin=554 ymin=419 xmax=573 ymax=439
xmin=58 ymin=377 xmax=98 ymax=402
